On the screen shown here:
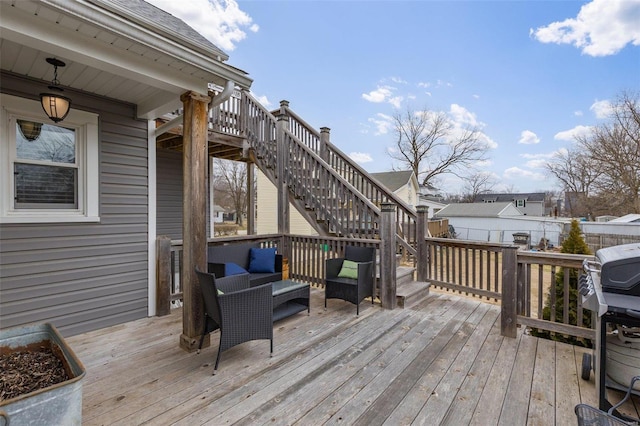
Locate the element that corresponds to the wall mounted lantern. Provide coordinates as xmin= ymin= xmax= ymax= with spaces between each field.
xmin=40 ymin=58 xmax=71 ymax=123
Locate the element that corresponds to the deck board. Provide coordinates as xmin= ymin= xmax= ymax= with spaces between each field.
xmin=67 ymin=288 xmax=639 ymax=425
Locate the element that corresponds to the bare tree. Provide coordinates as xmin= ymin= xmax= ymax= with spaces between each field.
xmin=547 ymin=91 xmax=640 ymax=216
xmin=387 ymin=106 xmax=489 ymax=186
xmin=460 ymin=171 xmax=496 ymax=202
xmin=213 ymin=159 xmax=247 ymax=226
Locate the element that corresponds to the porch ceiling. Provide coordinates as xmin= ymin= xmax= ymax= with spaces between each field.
xmin=0 ymin=0 xmax=252 ymax=120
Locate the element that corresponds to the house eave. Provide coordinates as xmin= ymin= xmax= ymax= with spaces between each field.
xmin=41 ymin=0 xmax=252 ymax=90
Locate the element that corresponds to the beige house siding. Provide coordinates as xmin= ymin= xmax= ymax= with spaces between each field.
xmin=256 ymin=171 xmax=316 ymax=235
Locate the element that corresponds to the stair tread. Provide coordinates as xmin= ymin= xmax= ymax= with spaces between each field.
xmin=396 ymin=280 xmax=430 ymax=297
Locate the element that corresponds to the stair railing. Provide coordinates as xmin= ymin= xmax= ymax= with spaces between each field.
xmin=273 ymin=100 xmax=420 ymax=257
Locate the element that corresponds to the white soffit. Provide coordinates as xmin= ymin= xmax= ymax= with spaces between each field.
xmin=0 ymin=0 xmax=251 ymax=118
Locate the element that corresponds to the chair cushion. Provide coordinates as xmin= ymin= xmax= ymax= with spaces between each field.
xmin=338 ymin=260 xmax=359 ymax=279
xmin=248 ymin=247 xmax=277 ymax=273
xmin=224 ymin=262 xmax=248 ymax=276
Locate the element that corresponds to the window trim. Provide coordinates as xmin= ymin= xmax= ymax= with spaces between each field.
xmin=1 ymin=94 xmax=99 ymax=223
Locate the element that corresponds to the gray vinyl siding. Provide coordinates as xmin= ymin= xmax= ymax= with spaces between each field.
xmin=156 ymin=148 xmax=211 ymax=240
xmin=157 ymin=149 xmax=184 ymax=240
xmin=0 ymin=72 xmax=149 ymax=337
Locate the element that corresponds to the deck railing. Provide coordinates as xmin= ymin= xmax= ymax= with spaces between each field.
xmin=157 ymin=234 xmax=595 ymax=340
xmin=425 ymin=237 xmax=594 ymax=340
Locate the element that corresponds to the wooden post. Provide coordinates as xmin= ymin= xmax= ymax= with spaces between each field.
xmin=156 ymin=235 xmax=172 ymax=316
xmin=179 ymin=90 xmax=211 ymax=352
xmin=276 ymin=113 xmax=290 ymax=241
xmin=501 ymin=245 xmax=518 ymax=338
xmin=380 ymin=202 xmax=397 ymax=309
xmin=416 ymin=205 xmax=429 ymax=282
xmin=319 ymin=127 xmax=330 ymax=163
xmin=246 ymin=161 xmax=255 ymax=235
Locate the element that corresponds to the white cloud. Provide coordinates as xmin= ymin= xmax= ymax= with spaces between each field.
xmin=390 ymin=77 xmax=408 ymax=84
xmin=472 ymin=94 xmax=480 ymax=100
xmin=146 ymin=0 xmax=257 ymax=52
xmin=519 ymin=130 xmax=540 ymax=145
xmin=531 ymin=0 xmax=640 ymax=56
xmin=368 ymin=113 xmax=393 ymax=135
xmin=362 ymin=86 xmax=393 ymax=103
xmin=521 ymin=152 xmax=556 ymax=160
xmin=251 ymin=93 xmax=271 ymax=109
xmin=590 ymin=99 xmax=613 ymax=118
xmin=447 ymin=104 xmax=498 ymax=149
xmin=388 ymin=96 xmax=403 ymax=109
xmin=362 ymin=86 xmax=403 ymax=108
xmin=417 ymin=82 xmax=431 ymax=88
xmin=349 ymin=152 xmax=373 ymax=163
xmin=574 ymin=110 xmax=583 ymax=116
xmin=525 ymin=159 xmax=548 ymax=169
xmin=449 ymin=104 xmax=482 ymax=127
xmin=503 ymin=167 xmax=546 ymax=181
xmin=554 ymin=125 xmax=593 ymax=141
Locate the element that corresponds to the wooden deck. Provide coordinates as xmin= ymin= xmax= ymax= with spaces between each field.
xmin=68 ymin=289 xmax=639 ymax=425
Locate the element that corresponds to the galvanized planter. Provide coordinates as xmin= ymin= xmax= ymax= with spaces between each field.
xmin=0 ymin=323 xmax=86 ymax=426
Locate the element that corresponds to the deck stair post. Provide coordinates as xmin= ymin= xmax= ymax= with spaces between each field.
xmin=276 ymin=113 xmax=290 ymax=242
xmin=380 ymin=202 xmax=397 ymax=309
xmin=416 ymin=205 xmax=429 ymax=282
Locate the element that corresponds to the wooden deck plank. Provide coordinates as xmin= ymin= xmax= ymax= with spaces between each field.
xmin=555 ymin=342 xmax=582 ymax=425
xmin=194 ymin=309 xmax=411 ymax=425
xmin=107 ymin=292 xmax=373 ymax=425
xmin=66 ymin=291 xmax=638 ymax=425
xmin=233 ymin=310 xmax=422 ymax=425
xmin=468 ymin=327 xmax=522 ymax=425
xmin=293 ymin=293 xmax=464 ymax=425
xmin=407 ymin=303 xmax=498 ymax=425
xmin=527 ymin=335 xmax=556 ymax=425
xmin=497 ymin=333 xmax=537 ymax=425
xmin=344 ymin=299 xmax=483 ymax=425
xmin=437 ymin=309 xmax=505 ymax=426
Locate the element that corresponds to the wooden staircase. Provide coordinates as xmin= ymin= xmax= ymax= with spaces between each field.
xmin=240 ymin=94 xmax=428 ymax=306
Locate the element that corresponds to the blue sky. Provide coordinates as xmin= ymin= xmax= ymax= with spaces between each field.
xmin=148 ymin=0 xmax=640 ymax=195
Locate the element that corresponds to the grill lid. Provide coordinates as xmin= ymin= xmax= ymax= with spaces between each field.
xmin=596 ymin=243 xmax=640 ymax=296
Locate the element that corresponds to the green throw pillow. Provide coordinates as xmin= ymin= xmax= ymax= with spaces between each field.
xmin=337 ymin=260 xmax=359 ymax=279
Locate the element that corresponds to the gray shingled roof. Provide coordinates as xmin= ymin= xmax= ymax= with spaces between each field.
xmin=434 ymin=202 xmax=523 ymax=217
xmin=100 ymin=0 xmax=229 ymax=60
xmin=473 ymin=192 xmax=545 ymax=203
xmin=370 ymin=170 xmax=414 ymax=192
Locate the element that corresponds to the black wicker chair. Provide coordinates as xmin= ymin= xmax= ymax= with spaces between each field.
xmin=324 ymin=246 xmax=376 ymax=315
xmin=195 ymin=268 xmax=273 ymax=374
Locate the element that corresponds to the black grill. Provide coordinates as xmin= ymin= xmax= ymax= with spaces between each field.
xmin=580 ymin=243 xmax=640 ymax=412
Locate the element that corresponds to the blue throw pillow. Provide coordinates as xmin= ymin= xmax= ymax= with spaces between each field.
xmin=248 ymin=247 xmax=277 ymax=273
xmin=224 ymin=262 xmax=248 ymax=276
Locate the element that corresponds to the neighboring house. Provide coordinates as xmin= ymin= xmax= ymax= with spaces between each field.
xmin=0 ymin=0 xmax=252 ymax=336
xmin=212 ymin=205 xmax=227 ymax=223
xmin=256 ymin=170 xmax=318 ymax=235
xmin=609 ymin=214 xmax=640 ymax=223
xmin=418 ymin=195 xmax=447 ymax=217
xmin=473 ymin=192 xmax=546 ymax=216
xmin=370 ymin=170 xmax=419 ymax=209
xmin=435 ymin=202 xmax=569 ymax=246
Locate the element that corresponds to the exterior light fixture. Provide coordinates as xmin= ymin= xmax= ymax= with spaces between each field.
xmin=40 ymin=58 xmax=71 ymax=123
xmin=17 ymin=119 xmax=42 ymax=141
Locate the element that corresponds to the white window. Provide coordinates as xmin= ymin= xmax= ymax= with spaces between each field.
xmin=1 ymin=94 xmax=99 ymax=223
xmin=516 ymin=199 xmax=526 ymax=208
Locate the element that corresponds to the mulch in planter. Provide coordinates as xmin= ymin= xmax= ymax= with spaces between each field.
xmin=0 ymin=344 xmax=70 ymax=402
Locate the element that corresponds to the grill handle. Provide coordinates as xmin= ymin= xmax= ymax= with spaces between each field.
xmin=626 ymin=309 xmax=640 ymax=319
xmin=583 ymin=259 xmax=601 ymax=274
